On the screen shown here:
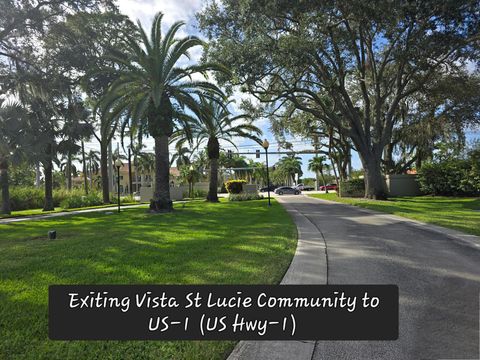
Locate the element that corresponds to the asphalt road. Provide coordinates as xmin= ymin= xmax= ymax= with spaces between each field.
xmin=281 ymin=195 xmax=480 ymax=360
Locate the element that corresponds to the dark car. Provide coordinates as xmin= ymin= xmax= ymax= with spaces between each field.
xmin=319 ymin=183 xmax=338 ymax=191
xmin=259 ymin=185 xmax=277 ymax=192
xmin=274 ymin=186 xmax=301 ymax=195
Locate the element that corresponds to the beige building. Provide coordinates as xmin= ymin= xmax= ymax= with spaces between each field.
xmin=115 ymin=164 xmax=180 ymax=195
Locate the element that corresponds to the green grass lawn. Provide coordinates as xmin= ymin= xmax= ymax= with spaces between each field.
xmin=309 ymin=193 xmax=480 ymax=236
xmin=0 ymin=199 xmax=297 ymax=360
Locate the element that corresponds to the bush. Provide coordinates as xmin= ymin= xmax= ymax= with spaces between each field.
xmin=182 ymin=189 xmax=208 ymax=199
xmin=417 ymin=160 xmax=480 ymax=196
xmin=228 ymin=193 xmax=264 ymax=201
xmin=339 ymin=179 xmax=365 ymax=197
xmin=224 ymin=180 xmax=247 ymax=194
xmin=8 ymin=187 xmax=44 ymax=210
xmin=60 ymin=192 xmax=103 ymax=209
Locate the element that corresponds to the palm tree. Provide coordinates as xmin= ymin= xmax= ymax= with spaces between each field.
xmin=135 ymin=152 xmax=155 ymax=188
xmin=85 ymin=150 xmax=100 ymax=189
xmin=308 ymin=156 xmax=329 ymax=191
xmin=179 ymin=165 xmax=200 ymax=198
xmin=174 ymin=96 xmax=261 ymax=202
xmin=0 ymin=101 xmax=28 ymax=214
xmin=170 ymin=142 xmax=192 ymax=168
xmin=277 ymin=156 xmax=303 ymax=185
xmin=101 ymin=12 xmax=225 ymax=212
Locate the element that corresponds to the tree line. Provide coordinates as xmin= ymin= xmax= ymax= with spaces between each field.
xmin=0 ymin=1 xmax=263 ymax=215
xmin=198 ymin=0 xmax=480 ymax=199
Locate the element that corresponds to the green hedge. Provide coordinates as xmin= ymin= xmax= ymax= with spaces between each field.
xmin=339 ymin=179 xmax=365 ymax=197
xmin=4 ymin=187 xmax=133 ymax=211
xmin=417 ymin=160 xmax=480 ymax=196
xmin=224 ymin=180 xmax=247 ymax=194
xmin=228 ymin=193 xmax=264 ymax=201
xmin=60 ymin=193 xmax=103 ymax=209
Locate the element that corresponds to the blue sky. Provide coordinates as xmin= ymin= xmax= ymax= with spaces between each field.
xmin=83 ymin=0 xmax=478 ymax=178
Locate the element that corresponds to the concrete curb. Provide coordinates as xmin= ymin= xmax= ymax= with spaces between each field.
xmin=227 ymin=197 xmax=328 ymax=360
xmin=307 ymin=195 xmax=480 ymax=250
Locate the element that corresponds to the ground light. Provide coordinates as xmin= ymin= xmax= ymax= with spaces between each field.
xmin=262 ymin=139 xmax=271 ymax=207
xmin=115 ymin=159 xmax=123 ymax=213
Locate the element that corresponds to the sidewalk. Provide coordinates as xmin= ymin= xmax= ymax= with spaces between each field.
xmin=0 ymin=204 xmax=147 ymax=224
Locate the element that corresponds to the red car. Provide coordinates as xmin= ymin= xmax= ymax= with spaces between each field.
xmin=319 ymin=183 xmax=338 ymax=191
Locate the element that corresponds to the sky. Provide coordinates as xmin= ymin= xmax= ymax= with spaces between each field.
xmin=83 ymin=0 xmax=479 ymax=179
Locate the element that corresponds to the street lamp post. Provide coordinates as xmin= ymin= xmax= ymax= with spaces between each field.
xmin=115 ymin=159 xmax=123 ymax=213
xmin=262 ymin=139 xmax=271 ymax=207
xmin=189 ymin=165 xmax=194 ymax=198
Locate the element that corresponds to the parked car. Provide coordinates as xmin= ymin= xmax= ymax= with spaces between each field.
xmin=319 ymin=183 xmax=338 ymax=191
xmin=274 ymin=186 xmax=301 ymax=195
xmin=259 ymin=185 xmax=277 ymax=192
xmin=295 ymin=183 xmax=315 ymax=191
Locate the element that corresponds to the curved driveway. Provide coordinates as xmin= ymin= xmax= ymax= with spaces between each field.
xmin=229 ymin=195 xmax=480 ymax=360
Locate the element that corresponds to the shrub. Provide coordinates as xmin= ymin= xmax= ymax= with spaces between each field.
xmin=60 ymin=192 xmax=103 ymax=209
xmin=182 ymin=189 xmax=208 ymax=199
xmin=224 ymin=180 xmax=247 ymax=194
xmin=339 ymin=179 xmax=365 ymax=197
xmin=228 ymin=193 xmax=264 ymax=201
xmin=8 ymin=187 xmax=44 ymax=210
xmin=417 ymin=160 xmax=480 ymax=196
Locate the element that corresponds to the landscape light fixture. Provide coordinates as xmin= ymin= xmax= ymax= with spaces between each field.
xmin=262 ymin=139 xmax=271 ymax=207
xmin=115 ymin=159 xmax=123 ymax=213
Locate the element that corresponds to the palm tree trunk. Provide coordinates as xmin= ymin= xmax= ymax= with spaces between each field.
xmin=207 ymin=157 xmax=219 ymax=202
xmin=0 ymin=157 xmax=11 ymax=215
xmin=100 ymin=144 xmax=110 ymax=204
xmin=66 ymin=151 xmax=72 ymax=190
xmin=43 ymin=143 xmax=54 ymax=211
xmin=89 ymin=159 xmax=93 ymax=190
xmin=81 ymin=141 xmax=88 ymax=195
xmin=128 ymin=147 xmax=133 ymax=196
xmin=150 ymin=135 xmax=172 ymax=212
xmin=35 ymin=162 xmax=41 ymax=188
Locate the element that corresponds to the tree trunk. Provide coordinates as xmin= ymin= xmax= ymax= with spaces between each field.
xmin=150 ymin=135 xmax=172 ymax=212
xmin=128 ymin=147 xmax=133 ymax=196
xmin=43 ymin=144 xmax=54 ymax=211
xmin=0 ymin=157 xmax=11 ymax=215
xmin=100 ymin=144 xmax=110 ymax=204
xmin=35 ymin=162 xmax=41 ymax=188
xmin=81 ymin=141 xmax=88 ymax=195
xmin=361 ymin=154 xmax=387 ymax=200
xmin=89 ymin=159 xmax=93 ymax=190
xmin=66 ymin=151 xmax=72 ymax=190
xmin=320 ymin=171 xmax=328 ymax=194
xmin=207 ymin=157 xmax=219 ymax=202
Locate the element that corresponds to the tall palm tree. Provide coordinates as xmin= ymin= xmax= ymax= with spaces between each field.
xmin=136 ymin=152 xmax=155 ymax=187
xmin=174 ymin=96 xmax=261 ymax=202
xmin=170 ymin=142 xmax=192 ymax=168
xmin=101 ymin=12 xmax=226 ymax=212
xmin=277 ymin=156 xmax=303 ymax=185
xmin=308 ymin=156 xmax=329 ymax=191
xmin=85 ymin=149 xmax=100 ymax=189
xmin=0 ymin=101 xmax=28 ymax=214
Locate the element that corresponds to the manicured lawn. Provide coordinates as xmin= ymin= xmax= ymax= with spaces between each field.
xmin=309 ymin=193 xmax=480 ymax=236
xmin=0 ymin=199 xmax=297 ymax=360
